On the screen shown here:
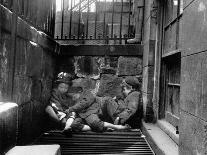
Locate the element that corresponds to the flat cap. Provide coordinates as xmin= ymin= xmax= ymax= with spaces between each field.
xmin=55 ymin=72 xmax=72 ymax=84
xmin=124 ymin=76 xmax=140 ymax=87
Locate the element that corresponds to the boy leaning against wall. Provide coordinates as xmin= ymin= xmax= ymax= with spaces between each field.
xmin=45 ymin=72 xmax=76 ymax=131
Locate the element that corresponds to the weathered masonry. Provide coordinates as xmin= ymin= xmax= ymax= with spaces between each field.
xmin=1 ymin=0 xmax=207 ymax=155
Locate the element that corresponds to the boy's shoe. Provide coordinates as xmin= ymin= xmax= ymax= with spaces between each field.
xmin=62 ymin=127 xmax=72 ymax=136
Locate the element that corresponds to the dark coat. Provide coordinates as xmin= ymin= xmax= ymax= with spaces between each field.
xmin=49 ymin=88 xmax=73 ymax=113
xmin=118 ymin=91 xmax=140 ymax=124
xmin=68 ymin=90 xmax=101 ymax=119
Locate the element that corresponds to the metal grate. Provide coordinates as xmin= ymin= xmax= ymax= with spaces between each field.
xmin=34 ymin=129 xmax=155 ymax=155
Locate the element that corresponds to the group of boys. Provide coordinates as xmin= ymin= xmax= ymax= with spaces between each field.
xmin=45 ymin=72 xmax=141 ymax=133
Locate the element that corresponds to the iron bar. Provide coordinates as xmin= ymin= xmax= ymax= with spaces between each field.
xmin=140 ymin=6 xmax=144 ymax=41
xmin=128 ymin=0 xmax=131 ymax=37
xmin=61 ymin=0 xmax=64 ymax=39
xmin=94 ymin=0 xmax=98 ymax=39
xmin=52 ymin=0 xmax=56 ymax=36
xmin=103 ymin=0 xmax=106 ymax=39
xmin=86 ymin=0 xmax=90 ymax=38
xmin=111 ymin=0 xmax=115 ymax=38
xmin=119 ymin=0 xmax=123 ymax=44
xmin=78 ymin=0 xmax=82 ymax=39
xmin=69 ymin=0 xmax=73 ymax=38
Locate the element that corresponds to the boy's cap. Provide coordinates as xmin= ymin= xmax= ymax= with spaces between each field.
xmin=55 ymin=72 xmax=72 ymax=84
xmin=124 ymin=76 xmax=140 ymax=87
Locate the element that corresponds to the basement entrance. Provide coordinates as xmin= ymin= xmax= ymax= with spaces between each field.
xmin=46 ymin=0 xmax=153 ymax=154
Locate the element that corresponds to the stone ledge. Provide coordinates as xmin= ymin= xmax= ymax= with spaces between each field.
xmin=142 ymin=120 xmax=179 ymax=155
xmin=6 ymin=145 xmax=61 ymax=155
xmin=0 ymin=102 xmax=18 ymax=113
xmin=157 ymin=119 xmax=179 ymax=145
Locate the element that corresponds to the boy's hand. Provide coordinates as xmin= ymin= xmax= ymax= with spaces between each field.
xmin=57 ymin=111 xmax=66 ymax=120
xmin=71 ymin=112 xmax=76 ymax=117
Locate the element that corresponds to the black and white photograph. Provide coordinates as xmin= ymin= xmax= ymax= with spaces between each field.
xmin=0 ymin=0 xmax=205 ymax=154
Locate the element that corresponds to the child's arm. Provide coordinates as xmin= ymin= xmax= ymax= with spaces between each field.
xmin=68 ymin=91 xmax=95 ymax=113
xmin=50 ymin=89 xmax=64 ymax=112
xmin=64 ymin=112 xmax=76 ymax=130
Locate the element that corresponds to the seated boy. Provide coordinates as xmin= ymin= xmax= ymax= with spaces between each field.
xmin=45 ymin=72 xmax=76 ymax=131
xmin=67 ymin=88 xmax=130 ymax=132
xmin=106 ymin=76 xmax=141 ymax=127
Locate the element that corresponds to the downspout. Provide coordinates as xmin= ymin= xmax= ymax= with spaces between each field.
xmin=152 ymin=0 xmax=163 ymax=120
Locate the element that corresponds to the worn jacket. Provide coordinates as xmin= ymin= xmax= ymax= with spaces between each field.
xmin=49 ymin=88 xmax=73 ymax=113
xmin=68 ymin=90 xmax=100 ymax=118
xmin=118 ymin=91 xmax=140 ymax=124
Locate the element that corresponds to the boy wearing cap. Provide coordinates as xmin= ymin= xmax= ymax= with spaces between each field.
xmin=45 ymin=72 xmax=76 ymax=131
xmin=107 ymin=76 xmax=141 ymax=126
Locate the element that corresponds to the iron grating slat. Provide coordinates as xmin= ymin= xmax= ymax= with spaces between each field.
xmin=34 ymin=129 xmax=154 ymax=155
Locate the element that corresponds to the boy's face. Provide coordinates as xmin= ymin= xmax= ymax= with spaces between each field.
xmin=57 ymin=83 xmax=69 ymax=94
xmin=122 ymin=86 xmax=131 ymax=97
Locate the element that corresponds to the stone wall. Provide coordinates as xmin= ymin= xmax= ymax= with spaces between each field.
xmin=0 ymin=2 xmax=58 ymax=153
xmin=179 ymin=0 xmax=207 ymax=154
xmin=57 ymin=55 xmax=142 ymax=98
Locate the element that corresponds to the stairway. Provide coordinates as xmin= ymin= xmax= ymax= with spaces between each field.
xmin=34 ymin=129 xmax=154 ymax=155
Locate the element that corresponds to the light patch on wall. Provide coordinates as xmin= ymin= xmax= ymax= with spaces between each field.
xmin=0 ymin=102 xmax=18 ymax=113
xmin=37 ymin=30 xmax=45 ymax=35
xmin=29 ymin=41 xmax=38 ymax=46
xmin=173 ymin=0 xmax=178 ymax=6
xmin=198 ymin=2 xmax=206 ymax=12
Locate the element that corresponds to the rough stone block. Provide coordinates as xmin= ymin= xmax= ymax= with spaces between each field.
xmin=179 ymin=110 xmax=207 ymax=155
xmin=72 ymin=77 xmax=96 ymax=91
xmin=15 ymin=38 xmax=27 ymax=76
xmin=181 ymin=52 xmax=207 ymax=121
xmin=57 ymin=56 xmax=75 ymax=75
xmin=97 ymin=74 xmax=123 ymax=98
xmin=26 ymin=42 xmax=43 ymax=78
xmin=101 ymin=68 xmax=117 ymax=75
xmin=18 ymin=100 xmax=46 ymax=145
xmin=180 ymin=0 xmax=207 ymax=56
xmin=0 ymin=32 xmax=11 ymax=100
xmin=117 ymin=56 xmax=142 ymax=76
xmin=42 ymin=50 xmax=56 ymax=79
xmin=12 ymin=76 xmax=32 ymax=105
xmin=75 ymin=56 xmax=102 ymax=78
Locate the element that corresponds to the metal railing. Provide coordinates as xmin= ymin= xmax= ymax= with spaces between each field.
xmin=55 ymin=0 xmax=144 ymax=44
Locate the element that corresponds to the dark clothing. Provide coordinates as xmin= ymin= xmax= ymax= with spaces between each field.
xmin=49 ymin=88 xmax=74 ymax=119
xmin=68 ymin=90 xmax=98 ymax=118
xmin=106 ymin=91 xmax=140 ymax=124
xmin=69 ymin=90 xmax=106 ymax=132
xmin=49 ymin=88 xmax=74 ymax=112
